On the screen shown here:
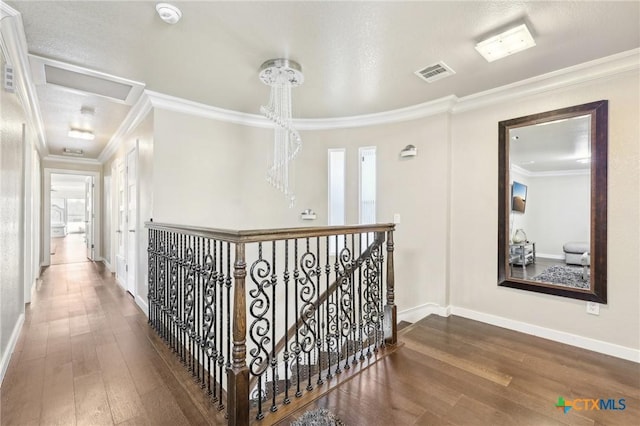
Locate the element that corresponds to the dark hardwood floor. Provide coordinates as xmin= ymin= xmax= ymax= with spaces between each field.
xmin=2 ymin=261 xmax=638 ymax=425
xmin=510 ymin=256 xmax=564 ymax=280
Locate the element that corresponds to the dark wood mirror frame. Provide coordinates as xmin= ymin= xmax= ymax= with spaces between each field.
xmin=498 ymin=100 xmax=608 ymax=303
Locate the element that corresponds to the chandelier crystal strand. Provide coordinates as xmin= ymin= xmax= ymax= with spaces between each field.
xmin=259 ymin=59 xmax=303 ymax=208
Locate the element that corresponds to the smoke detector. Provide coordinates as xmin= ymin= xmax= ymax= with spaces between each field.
xmin=156 ymin=3 xmax=182 ymax=24
xmin=414 ymin=61 xmax=456 ymax=83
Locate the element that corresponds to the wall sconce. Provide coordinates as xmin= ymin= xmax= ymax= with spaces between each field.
xmin=300 ymin=209 xmax=317 ymax=220
xmin=400 ymin=144 xmax=417 ymax=158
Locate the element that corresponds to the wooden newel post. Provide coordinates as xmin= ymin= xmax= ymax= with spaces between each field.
xmin=227 ymin=243 xmax=249 ymax=425
xmin=384 ymin=228 xmax=397 ymax=345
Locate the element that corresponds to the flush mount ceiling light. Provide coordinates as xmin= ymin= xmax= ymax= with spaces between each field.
xmin=475 ymin=24 xmax=536 ymax=62
xmin=63 ymin=148 xmax=84 ymax=156
xmin=156 ymin=3 xmax=182 ymax=24
xmin=68 ymin=128 xmax=95 ymax=140
xmin=259 ymin=58 xmax=304 ymax=208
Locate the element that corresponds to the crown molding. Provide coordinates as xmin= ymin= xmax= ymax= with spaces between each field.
xmin=96 ymin=48 xmax=639 ymax=165
xmin=141 ymin=49 xmax=638 ymax=131
xmin=146 ymin=90 xmax=271 ymax=128
xmin=43 ymin=154 xmax=102 ymax=166
xmin=0 ymin=4 xmax=48 ymax=156
xmin=97 ymin=91 xmax=152 ymax=163
xmin=295 ymin=96 xmax=458 ymax=130
xmin=453 ymin=48 xmax=640 ymax=113
xmin=511 ymin=164 xmax=589 ymax=178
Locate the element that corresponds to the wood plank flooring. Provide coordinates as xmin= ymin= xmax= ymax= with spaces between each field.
xmin=1 ymin=262 xmax=226 ymax=426
xmin=50 ymin=234 xmax=90 ymax=265
xmin=278 ymin=317 xmax=640 ymax=426
xmin=2 ymin=260 xmax=638 ymax=425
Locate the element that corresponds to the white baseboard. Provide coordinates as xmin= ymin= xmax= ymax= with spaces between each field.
xmin=135 ymin=295 xmax=149 ymax=318
xmin=116 ymin=276 xmax=126 ymax=291
xmin=103 ymin=259 xmax=113 ymax=273
xmin=537 ymin=253 xmax=565 ymax=260
xmin=450 ymin=306 xmax=640 ymax=363
xmin=1 ymin=313 xmax=25 ymax=385
xmin=398 ymin=303 xmax=450 ymax=323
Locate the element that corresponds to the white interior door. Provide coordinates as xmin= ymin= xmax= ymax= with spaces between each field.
xmin=115 ymin=161 xmax=127 ymax=286
xmin=126 ymin=148 xmax=137 ymax=297
xmin=85 ymin=176 xmax=95 ymax=260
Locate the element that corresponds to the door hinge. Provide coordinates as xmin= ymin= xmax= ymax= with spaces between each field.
xmin=126 ymin=264 xmax=128 ymax=272
xmin=91 ymin=244 xmax=94 ymax=249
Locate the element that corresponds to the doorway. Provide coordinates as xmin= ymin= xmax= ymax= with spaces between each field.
xmin=44 ymin=169 xmax=101 ymax=267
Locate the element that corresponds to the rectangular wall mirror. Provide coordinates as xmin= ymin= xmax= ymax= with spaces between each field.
xmin=498 ymin=100 xmax=608 ymax=303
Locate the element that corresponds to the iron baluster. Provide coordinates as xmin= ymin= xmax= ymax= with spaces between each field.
xmin=282 ymin=239 xmax=291 ymax=405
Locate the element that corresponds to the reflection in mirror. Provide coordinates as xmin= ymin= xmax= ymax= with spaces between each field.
xmin=498 ymin=101 xmax=607 ymax=303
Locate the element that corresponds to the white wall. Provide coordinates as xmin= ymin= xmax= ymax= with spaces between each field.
xmin=104 ymin=111 xmax=153 ymax=306
xmin=450 ymin=71 xmax=639 ymax=350
xmin=307 ymin=115 xmax=453 ymax=312
xmin=527 ymin=173 xmax=590 ymax=257
xmin=153 ymin=109 xmax=245 ymax=229
xmin=509 ymin=168 xmax=530 ymax=242
xmin=0 ymin=44 xmax=26 ymax=383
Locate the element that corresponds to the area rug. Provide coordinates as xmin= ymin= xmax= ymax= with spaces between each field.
xmin=532 ymin=265 xmax=589 ymax=289
xmin=291 ymin=408 xmax=345 ymax=426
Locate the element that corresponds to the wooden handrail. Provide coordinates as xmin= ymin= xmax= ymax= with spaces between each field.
xmin=145 ymin=220 xmax=395 ymax=243
xmin=247 ymin=231 xmax=386 ymax=391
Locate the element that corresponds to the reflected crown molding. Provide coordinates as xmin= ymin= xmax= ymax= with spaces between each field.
xmin=511 ymin=164 xmax=590 ymax=178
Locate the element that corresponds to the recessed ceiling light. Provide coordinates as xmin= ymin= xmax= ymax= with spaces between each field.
xmin=475 ymin=24 xmax=536 ymax=62
xmin=68 ymin=128 xmax=95 ymax=140
xmin=156 ymin=3 xmax=182 ymax=24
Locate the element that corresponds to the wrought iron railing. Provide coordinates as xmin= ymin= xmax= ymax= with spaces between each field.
xmin=146 ymin=221 xmax=397 ymax=425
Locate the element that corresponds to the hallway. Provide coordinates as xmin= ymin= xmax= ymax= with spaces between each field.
xmin=0 ymin=262 xmax=227 ymax=425
xmin=50 ymin=234 xmax=89 ymax=265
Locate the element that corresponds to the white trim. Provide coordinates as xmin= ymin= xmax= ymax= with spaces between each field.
xmin=450 ymin=306 xmax=640 ymax=363
xmin=43 ymin=168 xmax=101 ymax=267
xmin=398 ymin=303 xmax=450 ymax=323
xmin=43 ymin=155 xmax=102 ymax=166
xmin=135 ymin=295 xmax=149 ymax=317
xmin=0 ymin=313 xmax=25 ymax=385
xmin=295 ymin=95 xmax=457 ymax=130
xmin=98 ymin=92 xmax=152 ymax=163
xmin=453 ymin=48 xmax=640 ymax=114
xmin=0 ymin=6 xmax=48 ymax=156
xmin=512 ymin=164 xmax=590 ymax=178
xmin=537 ymin=253 xmax=565 ymax=260
xmin=146 ymin=90 xmax=270 ymax=128
xmin=116 ymin=275 xmax=127 ymax=291
xmin=29 ymin=54 xmax=144 ymax=106
xmin=98 ymin=48 xmax=640 ymax=140
xmin=102 ymin=259 xmax=113 ymax=273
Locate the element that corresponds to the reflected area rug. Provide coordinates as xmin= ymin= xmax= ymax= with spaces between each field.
xmin=532 ymin=265 xmax=589 ymax=289
xmin=291 ymin=408 xmax=345 ymax=426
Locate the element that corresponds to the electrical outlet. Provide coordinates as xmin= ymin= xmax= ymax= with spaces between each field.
xmin=393 ymin=213 xmax=401 ymax=224
xmin=586 ymin=301 xmax=600 ymax=315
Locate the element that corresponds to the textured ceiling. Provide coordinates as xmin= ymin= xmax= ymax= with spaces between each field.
xmin=6 ymin=0 xmax=640 ymax=159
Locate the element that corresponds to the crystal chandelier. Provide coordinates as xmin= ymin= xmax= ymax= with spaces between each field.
xmin=259 ymin=59 xmax=304 ymax=208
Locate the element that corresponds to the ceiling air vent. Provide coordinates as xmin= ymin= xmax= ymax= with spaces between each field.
xmin=414 ymin=61 xmax=456 ymax=83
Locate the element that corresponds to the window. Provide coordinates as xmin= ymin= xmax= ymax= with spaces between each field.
xmin=359 ymin=147 xmax=376 ymax=249
xmin=359 ymin=147 xmax=376 ymax=224
xmin=328 ymin=149 xmax=345 ymax=254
